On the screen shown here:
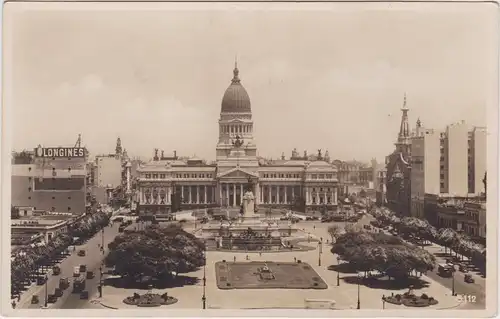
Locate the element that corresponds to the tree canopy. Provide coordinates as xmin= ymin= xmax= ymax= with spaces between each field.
xmin=327 ymin=224 xmax=343 ymax=243
xmin=331 ymin=229 xmax=436 ymax=279
xmin=370 ymin=207 xmax=486 ymax=271
xmin=105 ymin=224 xmax=205 ymax=280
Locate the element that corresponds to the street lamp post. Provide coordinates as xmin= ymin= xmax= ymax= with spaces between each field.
xmin=318 ymin=241 xmax=322 ymax=266
xmin=99 ymin=266 xmax=103 ymax=298
xmin=382 ymin=295 xmax=386 ymax=309
xmin=202 ymin=241 xmax=207 ymax=309
xmin=336 ymin=257 xmax=341 ymax=286
xmin=44 ymin=274 xmax=48 ymax=307
xmin=356 ymin=273 xmax=361 ymax=309
xmin=451 ymin=267 xmax=456 ymax=296
xmin=101 ymin=228 xmax=105 ymax=254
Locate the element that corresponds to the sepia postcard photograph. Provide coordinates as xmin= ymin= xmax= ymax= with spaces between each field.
xmin=1 ymin=1 xmax=498 ymax=317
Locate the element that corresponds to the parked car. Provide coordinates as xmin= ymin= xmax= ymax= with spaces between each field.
xmin=59 ymin=277 xmax=70 ymax=290
xmin=464 ymin=274 xmax=475 ymax=283
xmin=31 ymin=295 xmax=39 ymax=304
xmin=80 ymin=291 xmax=89 ymax=299
xmin=77 ymin=250 xmax=86 ymax=257
xmin=79 ymin=264 xmax=87 ymax=273
xmin=37 ymin=277 xmax=47 ymax=285
xmin=54 ymin=288 xmax=63 ymax=297
xmin=86 ymin=271 xmax=94 ymax=279
xmin=47 ymin=294 xmax=58 ymax=303
xmin=52 ymin=266 xmax=61 ymax=275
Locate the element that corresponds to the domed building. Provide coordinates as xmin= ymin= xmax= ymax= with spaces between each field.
xmin=136 ymin=63 xmax=339 ymax=214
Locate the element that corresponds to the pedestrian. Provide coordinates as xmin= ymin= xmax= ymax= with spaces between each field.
xmin=17 ymin=295 xmax=20 ymax=302
xmin=12 ymin=301 xmax=16 ymax=309
xmin=233 ymin=256 xmax=236 ymax=262
xmin=294 ymin=257 xmax=297 ymax=262
xmin=259 ymin=251 xmax=262 ymax=257
xmin=246 ymin=255 xmax=249 ymax=260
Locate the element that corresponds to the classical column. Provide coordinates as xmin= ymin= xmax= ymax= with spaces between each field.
xmin=277 ymin=186 xmax=280 ymax=204
xmin=219 ymin=184 xmax=223 ymax=205
xmin=181 ymin=186 xmax=184 ymax=202
xmin=196 ymin=186 xmax=200 ymax=204
xmin=256 ymin=182 xmax=260 ymax=205
xmin=268 ymin=185 xmax=272 ymax=204
xmin=233 ymin=184 xmax=236 ymax=207
xmin=204 ymin=186 xmax=207 ymax=204
xmin=240 ymin=184 xmax=243 ymax=205
xmin=284 ymin=186 xmax=288 ymax=204
xmin=291 ymin=187 xmax=295 ymax=202
xmin=139 ymin=188 xmax=143 ymax=204
xmin=334 ymin=187 xmax=338 ymax=205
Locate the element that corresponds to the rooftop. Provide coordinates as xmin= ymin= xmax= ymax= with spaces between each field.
xmin=11 ymin=212 xmax=77 ymax=227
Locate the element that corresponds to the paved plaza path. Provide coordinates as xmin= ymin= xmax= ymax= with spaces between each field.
xmin=84 ymin=216 xmax=464 ymax=311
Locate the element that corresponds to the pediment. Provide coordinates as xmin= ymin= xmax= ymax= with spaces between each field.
xmin=218 ymin=167 xmax=259 ymax=179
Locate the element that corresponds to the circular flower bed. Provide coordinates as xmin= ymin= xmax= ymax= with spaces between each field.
xmin=383 ymin=292 xmax=438 ymax=308
xmin=123 ymin=292 xmax=178 ymax=307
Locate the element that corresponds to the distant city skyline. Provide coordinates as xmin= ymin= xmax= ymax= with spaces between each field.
xmin=5 ymin=2 xmax=495 ymax=163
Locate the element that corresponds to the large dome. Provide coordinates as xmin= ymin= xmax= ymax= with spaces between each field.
xmin=221 ymin=65 xmax=251 ymax=113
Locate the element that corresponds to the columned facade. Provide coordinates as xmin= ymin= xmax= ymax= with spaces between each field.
xmin=136 ymin=63 xmax=339 ymax=214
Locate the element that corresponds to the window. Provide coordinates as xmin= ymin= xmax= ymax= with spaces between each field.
xmin=68 ymin=207 xmax=71 ymax=212
xmin=52 ymin=196 xmax=55 ymax=199
xmin=146 ymin=174 xmax=151 ymax=178
xmin=28 ymin=196 xmax=31 ymax=200
xmin=68 ymin=196 xmax=71 ymax=200
xmin=68 ymin=167 xmax=71 ymax=172
xmin=160 ymin=174 xmax=166 ymax=179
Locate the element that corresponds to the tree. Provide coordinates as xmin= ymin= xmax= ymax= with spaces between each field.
xmin=399 ymin=217 xmax=437 ymax=245
xmin=331 ymin=229 xmax=435 ymax=280
xmin=105 ymin=224 xmax=205 ymax=280
xmin=327 ymin=224 xmax=343 ymax=243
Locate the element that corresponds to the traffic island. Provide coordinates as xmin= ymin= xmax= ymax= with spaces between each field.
xmin=383 ymin=292 xmax=438 ymax=307
xmin=123 ymin=292 xmax=178 ymax=307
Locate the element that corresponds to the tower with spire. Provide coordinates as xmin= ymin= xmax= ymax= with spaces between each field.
xmin=395 ymin=93 xmax=412 ymax=156
xmin=115 ymin=137 xmax=123 ymax=157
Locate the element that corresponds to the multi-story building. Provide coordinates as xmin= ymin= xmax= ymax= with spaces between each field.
xmin=410 ymin=119 xmax=441 ymax=219
xmin=11 ymin=145 xmax=88 ymax=214
xmin=468 ymin=127 xmax=487 ymax=195
xmin=441 ymin=121 xmax=469 ymax=196
xmin=136 ymin=64 xmax=339 ymax=214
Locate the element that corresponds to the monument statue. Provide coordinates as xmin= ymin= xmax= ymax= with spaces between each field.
xmin=242 ymin=189 xmax=255 ymax=217
xmin=241 ymin=177 xmax=256 ymax=216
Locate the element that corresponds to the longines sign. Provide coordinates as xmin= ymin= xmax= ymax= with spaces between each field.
xmin=35 ymin=146 xmax=85 ymax=158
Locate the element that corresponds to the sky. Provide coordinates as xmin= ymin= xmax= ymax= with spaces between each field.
xmin=4 ymin=2 xmax=497 ymax=163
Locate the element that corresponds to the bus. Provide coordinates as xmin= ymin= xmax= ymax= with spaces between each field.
xmin=437 ymin=263 xmax=454 ymax=277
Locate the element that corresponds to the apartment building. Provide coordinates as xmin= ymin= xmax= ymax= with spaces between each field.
xmin=410 ymin=123 xmax=441 ymax=219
